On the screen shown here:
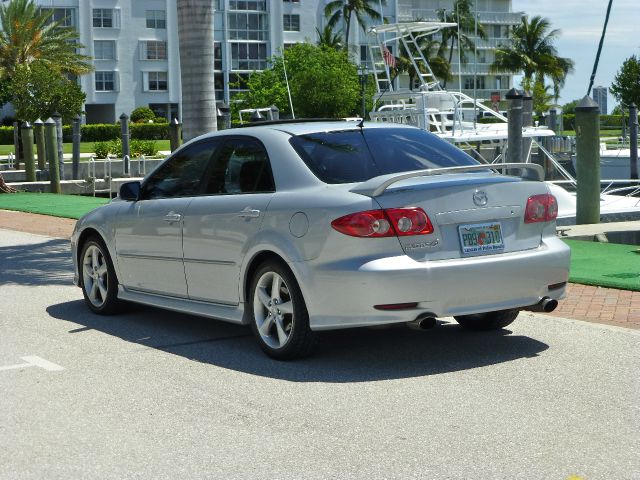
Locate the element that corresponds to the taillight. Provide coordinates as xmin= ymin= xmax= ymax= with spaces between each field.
xmin=525 ymin=194 xmax=558 ymax=223
xmin=331 ymin=208 xmax=433 ymax=238
xmin=385 ymin=208 xmax=434 ymax=236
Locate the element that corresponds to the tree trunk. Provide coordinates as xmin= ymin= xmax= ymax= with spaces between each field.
xmin=444 ymin=37 xmax=456 ymax=88
xmin=176 ymin=0 xmax=218 ymax=141
xmin=0 ymin=173 xmax=17 ymax=193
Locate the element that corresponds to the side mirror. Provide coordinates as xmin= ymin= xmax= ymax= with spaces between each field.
xmin=119 ymin=181 xmax=141 ymax=201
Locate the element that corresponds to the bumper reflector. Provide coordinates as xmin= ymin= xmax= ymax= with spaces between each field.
xmin=548 ymin=282 xmax=567 ymax=290
xmin=374 ymin=302 xmax=419 ymax=311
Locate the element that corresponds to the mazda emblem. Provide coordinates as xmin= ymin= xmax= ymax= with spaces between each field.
xmin=473 ymin=190 xmax=488 ymax=206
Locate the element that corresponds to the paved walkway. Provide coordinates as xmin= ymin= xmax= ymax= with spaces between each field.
xmin=1 ymin=208 xmax=638 ymax=330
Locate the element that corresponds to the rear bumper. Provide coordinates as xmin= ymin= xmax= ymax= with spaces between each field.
xmin=295 ymin=237 xmax=570 ymax=330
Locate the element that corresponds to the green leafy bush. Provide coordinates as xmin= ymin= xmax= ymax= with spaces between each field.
xmin=130 ymin=123 xmax=169 ymax=140
xmin=92 ymin=139 xmax=158 ymax=158
xmin=81 ymin=124 xmax=120 ymax=142
xmin=130 ymin=106 xmax=156 ymax=123
xmin=130 ymin=139 xmax=157 ymax=157
xmin=93 ymin=142 xmax=111 ymax=159
xmin=0 ymin=126 xmax=13 ymax=144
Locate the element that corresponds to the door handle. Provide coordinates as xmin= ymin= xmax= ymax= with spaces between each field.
xmin=164 ymin=213 xmax=182 ymax=223
xmin=238 ymin=207 xmax=260 ymax=218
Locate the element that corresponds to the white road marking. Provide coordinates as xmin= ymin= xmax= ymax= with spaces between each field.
xmin=0 ymin=356 xmax=64 ymax=372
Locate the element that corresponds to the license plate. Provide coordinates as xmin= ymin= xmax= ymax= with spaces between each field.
xmin=458 ymin=222 xmax=504 ymax=254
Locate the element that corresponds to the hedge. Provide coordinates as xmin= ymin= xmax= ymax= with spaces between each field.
xmin=1 ymin=123 xmax=170 ymax=144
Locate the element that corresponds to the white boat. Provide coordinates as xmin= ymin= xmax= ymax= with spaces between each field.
xmin=366 ymin=21 xmax=640 ymax=225
xmin=570 ymin=143 xmax=640 ymax=180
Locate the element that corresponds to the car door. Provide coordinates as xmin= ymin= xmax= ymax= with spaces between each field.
xmin=114 ymin=139 xmax=220 ymax=297
xmin=182 ymin=136 xmax=275 ymax=304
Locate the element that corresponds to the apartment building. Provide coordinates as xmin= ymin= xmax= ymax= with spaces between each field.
xmin=592 ymin=85 xmax=608 ymax=115
xmin=13 ymin=0 xmax=522 ymax=123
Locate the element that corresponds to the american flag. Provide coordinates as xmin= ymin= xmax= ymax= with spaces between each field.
xmin=381 ymin=45 xmax=396 ymax=68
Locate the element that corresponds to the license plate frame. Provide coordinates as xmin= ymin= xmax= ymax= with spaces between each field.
xmin=458 ymin=222 xmax=504 ymax=254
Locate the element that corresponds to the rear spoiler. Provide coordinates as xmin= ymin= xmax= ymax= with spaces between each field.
xmin=350 ymin=163 xmax=544 ymax=197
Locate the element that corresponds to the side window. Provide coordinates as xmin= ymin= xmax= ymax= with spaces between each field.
xmin=143 ymin=140 xmax=219 ymax=199
xmin=203 ymin=138 xmax=275 ymax=194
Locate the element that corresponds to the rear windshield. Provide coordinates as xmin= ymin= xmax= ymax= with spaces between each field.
xmin=289 ymin=128 xmax=478 ymax=184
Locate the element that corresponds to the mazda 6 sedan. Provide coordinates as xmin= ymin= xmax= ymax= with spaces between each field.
xmin=72 ymin=120 xmax=570 ymax=359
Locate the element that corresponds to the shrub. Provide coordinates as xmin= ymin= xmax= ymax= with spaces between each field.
xmin=81 ymin=124 xmax=120 ymax=142
xmin=130 ymin=106 xmax=156 ymax=123
xmin=130 ymin=122 xmax=169 ymax=140
xmin=93 ymin=142 xmax=111 ymax=159
xmin=154 ymin=117 xmax=169 ymax=124
xmin=131 ymin=139 xmax=158 ymax=157
xmin=0 ymin=126 xmax=14 ymax=144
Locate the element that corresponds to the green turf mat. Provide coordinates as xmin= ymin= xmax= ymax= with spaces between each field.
xmin=563 ymin=239 xmax=640 ymax=291
xmin=0 ymin=192 xmax=109 ymax=219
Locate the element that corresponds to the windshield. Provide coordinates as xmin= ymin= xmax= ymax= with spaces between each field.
xmin=289 ymin=128 xmax=479 ymax=184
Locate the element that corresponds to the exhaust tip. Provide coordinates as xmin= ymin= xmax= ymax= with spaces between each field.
xmin=407 ymin=314 xmax=437 ymax=330
xmin=524 ymin=297 xmax=559 ymax=313
xmin=542 ymin=298 xmax=558 ymax=313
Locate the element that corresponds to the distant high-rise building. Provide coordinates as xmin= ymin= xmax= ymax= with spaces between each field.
xmin=593 ymin=86 xmax=608 ymax=114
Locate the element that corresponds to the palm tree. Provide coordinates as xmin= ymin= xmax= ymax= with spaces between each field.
xmin=176 ymin=0 xmax=217 ymax=140
xmin=490 ymin=15 xmax=574 ymax=101
xmin=395 ymin=36 xmax=451 ymax=90
xmin=316 ymin=25 xmax=343 ymax=50
xmin=0 ymin=0 xmax=92 ymax=80
xmin=324 ymin=0 xmax=385 ymax=53
xmin=436 ymin=0 xmax=487 ymax=88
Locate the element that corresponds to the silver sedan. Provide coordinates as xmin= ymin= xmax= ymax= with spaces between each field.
xmin=71 ymin=121 xmax=570 ymax=359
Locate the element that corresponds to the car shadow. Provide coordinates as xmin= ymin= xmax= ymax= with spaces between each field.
xmin=0 ymin=238 xmax=72 ymax=286
xmin=47 ymin=300 xmax=549 ymax=383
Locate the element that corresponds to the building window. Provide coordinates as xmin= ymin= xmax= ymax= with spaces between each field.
xmin=229 ymin=1 xmax=267 ymax=10
xmin=231 ymin=43 xmax=267 ymax=70
xmin=283 ymin=14 xmax=300 ymax=31
xmin=93 ymin=9 xmax=118 ymax=28
xmin=94 ymin=40 xmax=116 ymax=60
xmin=141 ymin=41 xmax=167 ymax=60
xmin=144 ymin=72 xmax=168 ymax=91
xmin=95 ymin=71 xmax=116 ymax=91
xmin=283 ymin=43 xmax=297 ymax=50
xmin=283 ymin=0 xmax=300 ymax=3
xmin=42 ymin=7 xmax=77 ymax=27
xmin=228 ymin=12 xmax=268 ymax=40
xmin=146 ymin=10 xmax=166 ymax=29
xmin=214 ymin=42 xmax=222 ymax=70
xmin=360 ymin=45 xmax=368 ymax=62
xmin=464 ymin=76 xmax=485 ymax=90
xmin=149 ymin=103 xmax=179 ymax=121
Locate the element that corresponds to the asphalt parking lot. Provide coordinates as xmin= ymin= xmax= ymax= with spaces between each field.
xmin=1 ymin=228 xmax=639 ymax=479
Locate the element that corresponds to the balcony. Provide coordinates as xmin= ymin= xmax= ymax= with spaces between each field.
xmin=397 ymin=7 xmax=523 ymax=26
xmin=449 ymin=63 xmax=514 ymax=76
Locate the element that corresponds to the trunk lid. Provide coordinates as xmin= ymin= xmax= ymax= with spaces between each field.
xmin=371 ymin=173 xmax=551 ymax=261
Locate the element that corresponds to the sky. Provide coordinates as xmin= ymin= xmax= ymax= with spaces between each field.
xmin=511 ymin=0 xmax=640 ymax=111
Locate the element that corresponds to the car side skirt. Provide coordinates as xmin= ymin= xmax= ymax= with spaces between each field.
xmin=117 ymin=286 xmax=250 ymax=325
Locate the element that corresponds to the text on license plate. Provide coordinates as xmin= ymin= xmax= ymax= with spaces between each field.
xmin=458 ymin=222 xmax=504 ymax=253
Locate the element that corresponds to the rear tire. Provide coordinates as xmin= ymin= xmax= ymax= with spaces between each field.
xmin=79 ymin=236 xmax=122 ymax=315
xmin=249 ymin=260 xmax=316 ymax=360
xmin=454 ymin=309 xmax=519 ymax=331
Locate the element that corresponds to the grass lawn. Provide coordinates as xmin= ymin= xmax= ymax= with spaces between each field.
xmin=0 ymin=140 xmax=170 ymax=157
xmin=563 ymin=239 xmax=640 ymax=291
xmin=0 ymin=192 xmax=109 ymax=219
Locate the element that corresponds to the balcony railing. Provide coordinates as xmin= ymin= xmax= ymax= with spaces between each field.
xmin=449 ymin=63 xmax=514 ymax=75
xmin=397 ymin=7 xmax=523 ymax=25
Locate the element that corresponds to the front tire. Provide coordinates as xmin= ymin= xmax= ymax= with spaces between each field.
xmin=249 ymin=260 xmax=316 ymax=360
xmin=80 ymin=237 xmax=122 ymax=315
xmin=454 ymin=309 xmax=519 ymax=331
